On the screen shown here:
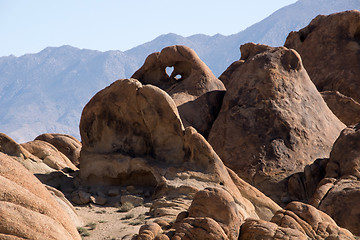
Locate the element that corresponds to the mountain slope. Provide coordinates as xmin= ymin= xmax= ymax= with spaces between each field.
xmin=0 ymin=0 xmax=359 ymax=142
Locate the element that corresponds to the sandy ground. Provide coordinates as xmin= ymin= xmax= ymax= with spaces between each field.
xmin=75 ymin=204 xmax=151 ymax=240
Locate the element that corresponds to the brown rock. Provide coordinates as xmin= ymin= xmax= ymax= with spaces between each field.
xmin=121 ymin=195 xmax=144 ymax=207
xmin=187 ymin=188 xmax=242 ymax=240
xmin=321 ymin=91 xmax=360 ymax=126
xmin=308 ymin=123 xmax=360 ymax=235
xmin=287 ymin=158 xmax=328 ymax=202
xmin=208 ymin=43 xmax=345 ymax=204
xmin=35 ymin=133 xmax=82 ymax=165
xmin=139 ymin=222 xmax=162 ymax=239
xmin=272 ymin=202 xmax=355 ymax=239
xmin=285 ymin=10 xmax=360 ymax=103
xmin=240 ymin=201 xmax=356 ymax=240
xmin=132 ymin=45 xmax=226 ymax=138
xmin=326 ymin=123 xmax=360 ymax=179
xmin=21 ymin=140 xmax=78 ymax=171
xmin=79 ymin=78 xmax=280 ymax=236
xmin=173 ymin=217 xmax=229 ymax=240
xmin=239 ymin=219 xmax=307 ymax=240
xmin=0 ymin=152 xmax=80 ymax=239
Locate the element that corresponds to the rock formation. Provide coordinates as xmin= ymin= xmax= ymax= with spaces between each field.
xmin=321 ymin=91 xmax=360 ymax=126
xmin=285 ymin=10 xmax=360 ymax=103
xmin=132 ymin=45 xmax=226 ymax=138
xmin=240 ymin=201 xmax=355 ymax=239
xmin=21 ymin=140 xmax=78 ymax=171
xmin=208 ymin=43 xmax=345 ymax=203
xmin=35 ymin=133 xmax=82 ymax=166
xmin=0 ymin=152 xmax=81 ymax=239
xmin=309 ymin=123 xmax=360 ymax=235
xmin=79 ymin=78 xmax=280 ymax=231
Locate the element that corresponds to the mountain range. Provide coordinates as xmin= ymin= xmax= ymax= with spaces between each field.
xmin=1 ymin=0 xmax=359 ymax=142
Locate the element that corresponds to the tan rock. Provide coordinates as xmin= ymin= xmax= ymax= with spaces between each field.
xmin=272 ymin=202 xmax=355 ymax=239
xmin=21 ymin=140 xmax=78 ymax=171
xmin=0 ymin=133 xmax=54 ymax=174
xmin=132 ymin=45 xmax=226 ymax=137
xmin=208 ymin=43 xmax=345 ymax=204
xmin=172 ymin=217 xmax=229 ymax=240
xmin=285 ymin=10 xmax=360 ymax=103
xmin=0 ymin=152 xmax=80 ymax=239
xmin=187 ymin=188 xmax=242 ymax=240
xmin=239 ymin=219 xmax=307 ymax=240
xmin=240 ymin=201 xmax=356 ymax=240
xmin=79 ymin=78 xmax=280 ymax=238
xmin=35 ymin=133 xmax=82 ymax=166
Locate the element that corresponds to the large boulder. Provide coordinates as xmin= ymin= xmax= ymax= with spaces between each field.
xmin=208 ymin=43 xmax=345 ymax=204
xmin=132 ymin=45 xmax=226 ymax=138
xmin=0 ymin=152 xmax=80 ymax=239
xmin=309 ymin=123 xmax=360 ymax=235
xmin=35 ymin=133 xmax=82 ymax=166
xmin=285 ymin=10 xmax=360 ymax=103
xmin=79 ymin=78 xmax=280 ymax=235
xmin=240 ymin=201 xmax=355 ymax=240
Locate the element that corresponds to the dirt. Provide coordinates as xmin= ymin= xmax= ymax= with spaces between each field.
xmin=75 ymin=204 xmax=151 ymax=240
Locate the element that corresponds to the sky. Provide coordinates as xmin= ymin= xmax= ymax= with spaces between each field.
xmin=0 ymin=0 xmax=297 ymax=57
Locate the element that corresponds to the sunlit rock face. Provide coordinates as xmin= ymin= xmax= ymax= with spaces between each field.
xmin=208 ymin=43 xmax=345 ymax=204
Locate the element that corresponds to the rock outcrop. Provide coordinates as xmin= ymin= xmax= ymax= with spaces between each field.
xmin=21 ymin=140 xmax=78 ymax=171
xmin=240 ymin=201 xmax=355 ymax=239
xmin=35 ymin=133 xmax=82 ymax=166
xmin=309 ymin=123 xmax=360 ymax=235
xmin=321 ymin=91 xmax=360 ymax=126
xmin=79 ymin=78 xmax=280 ymax=235
xmin=208 ymin=43 xmax=345 ymax=203
xmin=285 ymin=10 xmax=360 ymax=103
xmin=0 ymin=152 xmax=81 ymax=239
xmin=132 ymin=45 xmax=226 ymax=138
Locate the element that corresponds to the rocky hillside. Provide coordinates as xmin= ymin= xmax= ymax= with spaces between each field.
xmin=0 ymin=10 xmax=360 ymax=240
xmin=0 ymin=0 xmax=359 ymax=143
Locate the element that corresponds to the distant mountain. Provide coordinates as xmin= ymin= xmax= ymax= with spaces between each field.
xmin=0 ymin=0 xmax=359 ymax=142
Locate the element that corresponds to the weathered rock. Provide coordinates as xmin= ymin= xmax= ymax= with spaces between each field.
xmin=35 ymin=133 xmax=82 ymax=166
xmin=79 ymin=78 xmax=280 ymax=238
xmin=285 ymin=10 xmax=360 ymax=103
xmin=71 ymin=190 xmax=91 ymax=205
xmin=208 ymin=43 xmax=345 ymax=204
xmin=240 ymin=219 xmax=307 ymax=240
xmin=132 ymin=45 xmax=226 ymax=138
xmin=138 ymin=222 xmax=162 ymax=240
xmin=240 ymin=201 xmax=356 ymax=239
xmin=321 ymin=91 xmax=360 ymax=126
xmin=287 ymin=158 xmax=328 ymax=202
xmin=121 ymin=195 xmax=144 ymax=207
xmin=309 ymin=123 xmax=360 ymax=235
xmin=172 ymin=217 xmax=229 ymax=240
xmin=0 ymin=133 xmax=53 ymax=174
xmin=0 ymin=152 xmax=81 ymax=239
xmin=21 ymin=140 xmax=78 ymax=171
xmin=176 ymin=187 xmax=242 ymax=240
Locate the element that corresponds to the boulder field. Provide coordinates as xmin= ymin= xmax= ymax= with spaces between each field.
xmin=1 ymin=10 xmax=360 ymax=240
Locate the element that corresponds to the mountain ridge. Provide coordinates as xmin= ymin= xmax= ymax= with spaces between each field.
xmin=1 ymin=0 xmax=359 ymax=142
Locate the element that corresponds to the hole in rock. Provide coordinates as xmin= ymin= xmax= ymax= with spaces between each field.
xmin=175 ymin=74 xmax=182 ymax=80
xmin=166 ymin=66 xmax=174 ymax=77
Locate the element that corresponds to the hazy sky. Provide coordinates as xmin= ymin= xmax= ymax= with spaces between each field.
xmin=0 ymin=0 xmax=297 ymax=57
